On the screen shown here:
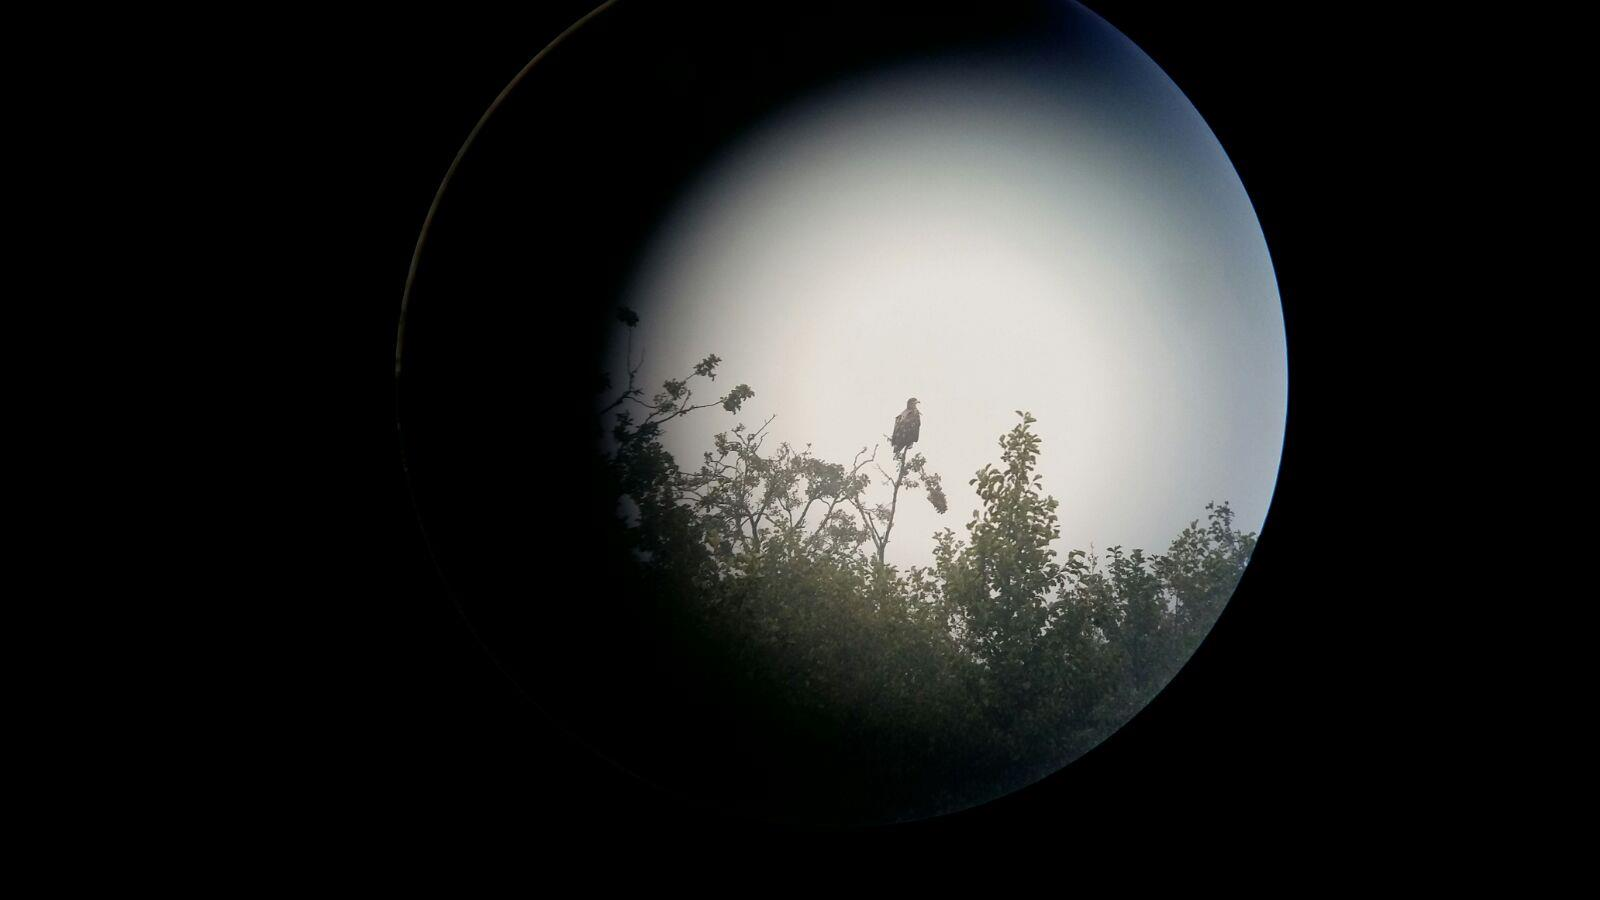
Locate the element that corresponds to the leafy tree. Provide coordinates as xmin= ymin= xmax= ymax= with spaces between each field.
xmin=589 ymin=313 xmax=1258 ymax=822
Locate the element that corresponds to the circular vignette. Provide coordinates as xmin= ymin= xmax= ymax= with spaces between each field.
xmin=395 ymin=0 xmax=1287 ymax=827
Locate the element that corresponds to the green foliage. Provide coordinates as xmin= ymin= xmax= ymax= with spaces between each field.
xmin=594 ymin=319 xmax=1257 ymax=820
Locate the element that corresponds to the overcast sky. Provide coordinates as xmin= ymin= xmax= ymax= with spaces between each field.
xmin=607 ymin=19 xmax=1286 ymax=571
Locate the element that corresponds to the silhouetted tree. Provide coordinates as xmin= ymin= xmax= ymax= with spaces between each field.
xmin=592 ymin=313 xmax=1257 ymax=822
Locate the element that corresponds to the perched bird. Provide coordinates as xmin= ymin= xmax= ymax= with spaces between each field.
xmin=892 ymin=398 xmax=921 ymax=456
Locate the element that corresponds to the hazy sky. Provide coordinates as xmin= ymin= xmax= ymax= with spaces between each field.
xmin=608 ymin=20 xmax=1286 ymax=570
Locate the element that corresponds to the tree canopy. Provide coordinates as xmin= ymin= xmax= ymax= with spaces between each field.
xmin=584 ymin=311 xmax=1257 ymax=824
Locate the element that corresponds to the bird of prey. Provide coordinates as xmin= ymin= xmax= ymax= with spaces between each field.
xmin=892 ymin=398 xmax=921 ymax=457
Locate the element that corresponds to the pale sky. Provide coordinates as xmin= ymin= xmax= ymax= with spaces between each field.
xmin=606 ymin=26 xmax=1286 ymax=571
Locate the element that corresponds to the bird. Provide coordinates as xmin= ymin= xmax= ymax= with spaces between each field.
xmin=891 ymin=398 xmax=921 ymax=457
